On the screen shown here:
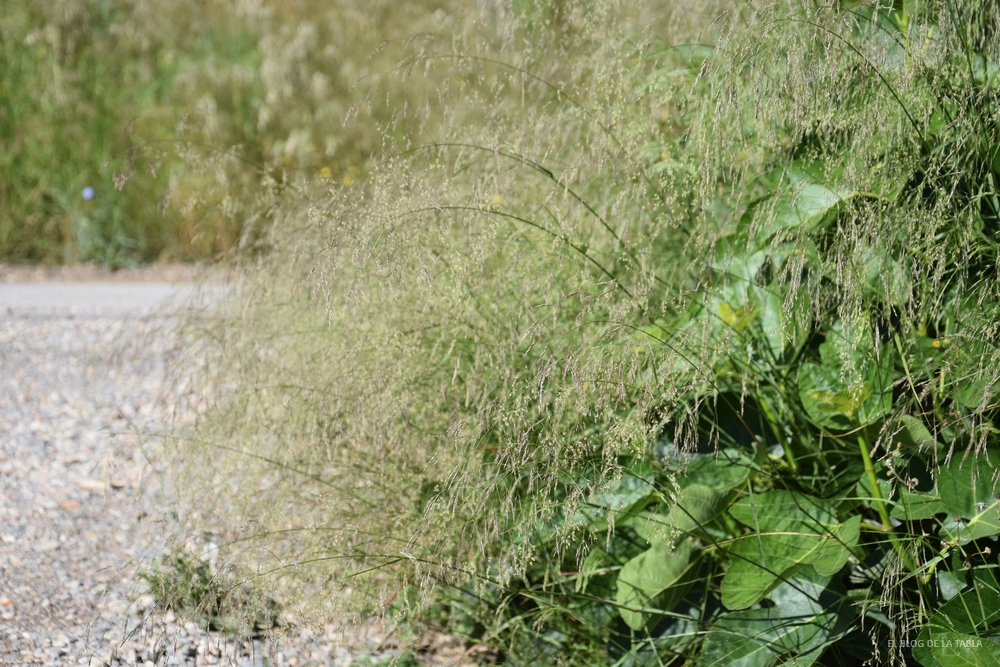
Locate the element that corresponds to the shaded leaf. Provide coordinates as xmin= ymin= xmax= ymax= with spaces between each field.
xmin=575 ymin=548 xmax=611 ymax=594
xmin=699 ymin=573 xmax=845 ymax=667
xmin=623 ymin=484 xmax=727 ymax=546
xmin=895 ymin=415 xmax=939 ymax=453
xmin=930 ymin=635 xmax=1000 ymax=667
xmin=681 ymin=448 xmax=757 ymax=492
xmin=891 ymin=490 xmax=950 ymax=520
xmin=915 ymin=569 xmax=1000 ymax=666
xmin=936 ymin=569 xmax=1000 ymax=635
xmin=616 ymin=540 xmax=699 ymax=630
xmin=621 ymin=510 xmax=673 ymax=545
xmin=572 ymin=475 xmax=657 ymax=531
xmin=798 ymin=333 xmax=893 ymax=428
xmin=811 ymin=516 xmax=861 ymax=576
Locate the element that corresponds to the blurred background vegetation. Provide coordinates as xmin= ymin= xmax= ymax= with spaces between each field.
xmin=0 ymin=0 xmax=461 ymax=266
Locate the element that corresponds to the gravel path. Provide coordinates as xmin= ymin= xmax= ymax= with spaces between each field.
xmin=0 ymin=278 xmax=465 ymax=667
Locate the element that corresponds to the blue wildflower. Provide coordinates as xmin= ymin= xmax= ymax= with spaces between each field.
xmin=82 ymin=186 xmax=95 ymax=201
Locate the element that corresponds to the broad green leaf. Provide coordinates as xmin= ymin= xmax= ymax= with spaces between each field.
xmin=712 ymin=240 xmax=768 ymax=293
xmin=940 ymin=510 xmax=1000 ymax=545
xmin=699 ymin=574 xmax=843 ymax=667
xmin=723 ymin=534 xmax=847 ymax=610
xmin=616 ymin=539 xmax=699 ymax=630
xmin=572 ymin=475 xmax=656 ymax=531
xmin=891 ymin=490 xmax=950 ymax=520
xmin=895 ymin=415 xmax=938 ymax=452
xmin=723 ymin=537 xmax=809 ymax=610
xmin=711 ymin=239 xmax=816 ymax=355
xmin=722 ymin=492 xmax=857 ymax=609
xmin=707 ymin=244 xmax=769 ymax=344
xmin=930 ymin=634 xmax=1000 ymax=667
xmin=623 ymin=485 xmax=726 ymax=545
xmin=719 ymin=300 xmax=761 ymax=332
xmin=913 ymin=626 xmax=943 ymax=667
xmin=709 ymin=238 xmax=812 ymax=358
xmin=859 ymin=244 xmax=910 ymax=305
xmin=575 ymin=548 xmax=610 ymax=593
xmin=915 ymin=570 xmax=1000 ymax=667
xmin=939 ymin=570 xmax=968 ymax=602
xmin=938 ymin=449 xmax=1000 ymax=516
xmin=669 ymin=484 xmax=727 ymax=534
xmin=811 ymin=516 xmax=861 ymax=576
xmin=740 ymin=164 xmax=851 ymax=244
xmin=798 ymin=333 xmax=893 ymax=428
xmin=756 ymin=288 xmax=800 ymax=358
xmin=621 ymin=511 xmax=673 ymax=545
xmin=936 ymin=573 xmax=1000 ymax=634
xmin=729 ymin=490 xmax=839 ymax=533
xmin=808 ymin=382 xmax=870 ymax=416
xmin=797 ymin=365 xmax=857 ymax=429
xmin=678 ymin=448 xmax=757 ymax=493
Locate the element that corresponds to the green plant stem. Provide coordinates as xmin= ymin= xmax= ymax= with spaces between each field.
xmin=858 ymin=431 xmax=919 ymax=577
xmin=937 ymin=366 xmax=946 ymax=424
xmin=893 ymin=333 xmax=920 ymax=403
xmin=858 ymin=431 xmax=892 ymax=530
xmin=759 ymin=392 xmax=799 ymax=474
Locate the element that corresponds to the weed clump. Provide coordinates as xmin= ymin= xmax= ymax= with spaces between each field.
xmin=139 ymin=546 xmax=279 ymax=637
xmin=168 ymin=1 xmax=1000 ymax=665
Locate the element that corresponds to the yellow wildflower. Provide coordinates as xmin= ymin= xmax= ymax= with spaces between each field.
xmin=342 ymin=166 xmax=359 ymax=187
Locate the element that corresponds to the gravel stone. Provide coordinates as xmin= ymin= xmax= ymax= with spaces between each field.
xmin=0 ymin=273 xmax=478 ymax=667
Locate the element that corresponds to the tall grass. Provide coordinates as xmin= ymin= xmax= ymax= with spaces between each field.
xmin=168 ymin=0 xmax=722 ymax=625
xmin=165 ymin=1 xmax=1000 ymax=665
xmin=0 ymin=0 xmax=466 ymax=265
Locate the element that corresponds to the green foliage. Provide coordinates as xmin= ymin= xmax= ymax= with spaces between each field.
xmin=0 ymin=1 xmax=173 ymax=264
xmin=139 ymin=548 xmax=279 ymax=637
xmin=699 ymin=570 xmax=849 ymax=667
xmin=166 ymin=0 xmax=1000 ymax=665
xmin=0 ymin=0 xmax=466 ymax=265
xmin=615 ymin=539 xmax=699 ymax=630
xmin=140 ymin=550 xmax=219 ymax=616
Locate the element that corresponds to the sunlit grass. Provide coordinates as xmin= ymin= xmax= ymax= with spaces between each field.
xmin=157 ymin=1 xmax=1000 ymax=665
